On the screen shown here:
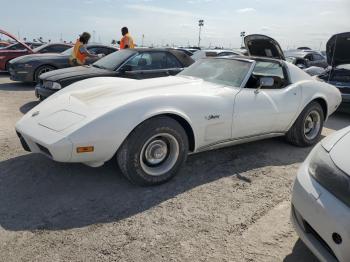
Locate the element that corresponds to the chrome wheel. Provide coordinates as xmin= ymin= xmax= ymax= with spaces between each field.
xmin=304 ymin=110 xmax=321 ymax=140
xmin=38 ymin=67 xmax=52 ymax=76
xmin=140 ymin=133 xmax=179 ymax=176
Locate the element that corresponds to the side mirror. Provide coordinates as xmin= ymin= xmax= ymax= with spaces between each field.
xmin=255 ymin=77 xmax=274 ymax=94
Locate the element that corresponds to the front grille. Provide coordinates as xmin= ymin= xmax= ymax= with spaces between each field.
xmin=303 ymin=221 xmax=338 ymax=260
xmin=293 ymin=204 xmax=338 ymax=261
xmin=36 ymin=143 xmax=52 ymax=157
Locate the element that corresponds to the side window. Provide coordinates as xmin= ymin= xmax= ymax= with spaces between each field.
xmin=166 ymin=53 xmax=182 ymax=68
xmin=245 ymin=61 xmax=286 ymax=89
xmin=305 ymin=54 xmax=313 ymax=61
xmin=313 ymin=54 xmax=324 ymax=61
xmin=124 ymin=52 xmax=152 ymax=70
xmin=87 ymin=47 xmax=99 ymax=54
xmin=217 ymin=52 xmax=235 ymax=57
xmin=104 ymin=47 xmax=116 ymax=55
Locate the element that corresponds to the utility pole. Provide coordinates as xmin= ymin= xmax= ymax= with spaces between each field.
xmin=198 ymin=19 xmax=204 ymax=48
xmin=240 ymin=31 xmax=246 ymax=48
xmin=142 ymin=34 xmax=145 ymax=47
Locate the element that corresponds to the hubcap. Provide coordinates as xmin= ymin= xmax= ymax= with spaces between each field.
xmin=140 ymin=133 xmax=179 ymax=176
xmin=304 ymin=110 xmax=321 ymax=140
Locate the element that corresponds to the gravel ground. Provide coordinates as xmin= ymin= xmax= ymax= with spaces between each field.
xmin=1 ymin=73 xmax=349 ymax=262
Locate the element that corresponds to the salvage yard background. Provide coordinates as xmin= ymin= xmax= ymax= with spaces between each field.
xmin=1 ymin=73 xmax=349 ymax=261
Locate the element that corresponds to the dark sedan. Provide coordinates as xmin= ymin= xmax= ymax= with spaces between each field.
xmin=35 ymin=48 xmax=194 ymax=100
xmin=9 ymin=44 xmax=117 ymax=83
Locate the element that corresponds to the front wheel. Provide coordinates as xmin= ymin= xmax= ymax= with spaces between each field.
xmin=34 ymin=65 xmax=56 ymax=83
xmin=117 ymin=116 xmax=189 ymax=186
xmin=286 ymin=102 xmax=324 ymax=147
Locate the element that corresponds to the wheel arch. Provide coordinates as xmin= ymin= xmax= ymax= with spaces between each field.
xmin=34 ymin=64 xmax=57 ymax=81
xmin=129 ymin=110 xmax=196 ymax=152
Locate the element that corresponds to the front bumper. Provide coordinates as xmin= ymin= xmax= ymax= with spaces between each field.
xmin=35 ymin=84 xmax=57 ymax=99
xmin=9 ymin=66 xmax=34 ymax=82
xmin=291 ymin=160 xmax=350 ymax=262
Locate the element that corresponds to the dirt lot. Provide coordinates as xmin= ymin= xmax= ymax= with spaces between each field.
xmin=0 ymin=73 xmax=349 ymax=262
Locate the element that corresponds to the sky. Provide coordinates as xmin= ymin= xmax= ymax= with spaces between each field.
xmin=1 ymin=0 xmax=349 ymax=50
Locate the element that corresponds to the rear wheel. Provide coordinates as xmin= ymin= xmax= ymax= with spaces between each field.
xmin=286 ymin=102 xmax=324 ymax=147
xmin=117 ymin=116 xmax=189 ymax=186
xmin=34 ymin=65 xmax=56 ymax=83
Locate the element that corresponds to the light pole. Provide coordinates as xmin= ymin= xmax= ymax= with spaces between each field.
xmin=142 ymin=34 xmax=145 ymax=47
xmin=198 ymin=19 xmax=204 ymax=48
xmin=240 ymin=31 xmax=246 ymax=48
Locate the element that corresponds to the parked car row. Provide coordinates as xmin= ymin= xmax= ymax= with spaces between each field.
xmin=5 ymin=30 xmax=350 ymax=261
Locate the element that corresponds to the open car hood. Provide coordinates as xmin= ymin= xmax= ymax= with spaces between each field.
xmin=244 ymin=34 xmax=285 ymax=60
xmin=0 ymin=28 xmax=33 ymax=52
xmin=326 ymin=32 xmax=350 ymax=67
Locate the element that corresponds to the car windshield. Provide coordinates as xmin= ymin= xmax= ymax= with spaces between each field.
xmin=93 ymin=49 xmax=135 ymax=70
xmin=179 ymin=58 xmax=252 ymax=87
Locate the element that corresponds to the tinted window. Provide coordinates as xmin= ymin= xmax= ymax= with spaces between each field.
xmin=313 ymin=54 xmax=324 ymax=61
xmin=47 ymin=45 xmax=70 ymax=53
xmin=123 ymin=52 xmax=182 ymax=70
xmin=166 ymin=53 xmax=182 ymax=68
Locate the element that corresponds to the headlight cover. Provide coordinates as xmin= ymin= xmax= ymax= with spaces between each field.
xmin=51 ymin=82 xmax=62 ymax=90
xmin=309 ymin=144 xmax=350 ymax=207
xmin=44 ymin=81 xmax=61 ymax=90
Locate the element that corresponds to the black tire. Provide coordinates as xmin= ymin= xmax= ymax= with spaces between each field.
xmin=117 ymin=116 xmax=189 ymax=186
xmin=286 ymin=101 xmax=324 ymax=147
xmin=34 ymin=65 xmax=56 ymax=83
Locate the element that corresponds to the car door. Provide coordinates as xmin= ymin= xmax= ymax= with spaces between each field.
xmin=233 ymin=60 xmax=301 ymax=138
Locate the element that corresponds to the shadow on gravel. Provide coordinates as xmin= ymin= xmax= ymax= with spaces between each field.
xmin=283 ymin=239 xmax=319 ymax=262
xmin=19 ymin=101 xmax=40 ymax=114
xmin=0 ymin=137 xmax=314 ymax=231
xmin=0 ymin=81 xmax=35 ymax=91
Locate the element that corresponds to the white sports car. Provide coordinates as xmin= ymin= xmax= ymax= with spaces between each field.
xmin=16 ymin=35 xmax=341 ymax=185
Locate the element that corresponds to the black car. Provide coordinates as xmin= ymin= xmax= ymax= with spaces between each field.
xmin=35 ymin=48 xmax=194 ymax=100
xmin=9 ymin=44 xmax=117 ymax=83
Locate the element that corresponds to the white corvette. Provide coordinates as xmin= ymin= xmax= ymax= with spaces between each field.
xmin=16 ymin=35 xmax=341 ymax=185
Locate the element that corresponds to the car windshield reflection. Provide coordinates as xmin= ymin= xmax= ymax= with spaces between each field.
xmin=179 ymin=58 xmax=252 ymax=87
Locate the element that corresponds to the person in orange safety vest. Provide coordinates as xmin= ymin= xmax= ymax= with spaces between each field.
xmin=70 ymin=32 xmax=98 ymax=66
xmin=119 ymin=27 xmax=135 ymax=49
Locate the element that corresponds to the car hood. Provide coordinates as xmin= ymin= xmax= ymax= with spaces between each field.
xmin=40 ymin=66 xmax=113 ymax=82
xmin=10 ymin=53 xmax=66 ymax=64
xmin=326 ymin=32 xmax=350 ymax=67
xmin=244 ymin=34 xmax=285 ymax=60
xmin=326 ymin=127 xmax=350 ymax=175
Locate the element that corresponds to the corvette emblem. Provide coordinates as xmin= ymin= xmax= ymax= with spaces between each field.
xmin=205 ymin=114 xmax=220 ymax=120
xmin=32 ymin=111 xmax=40 ymax=117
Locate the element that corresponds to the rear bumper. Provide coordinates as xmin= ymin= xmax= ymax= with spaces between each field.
xmin=291 ymin=160 xmax=350 ymax=262
xmin=35 ymin=84 xmax=57 ymax=99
